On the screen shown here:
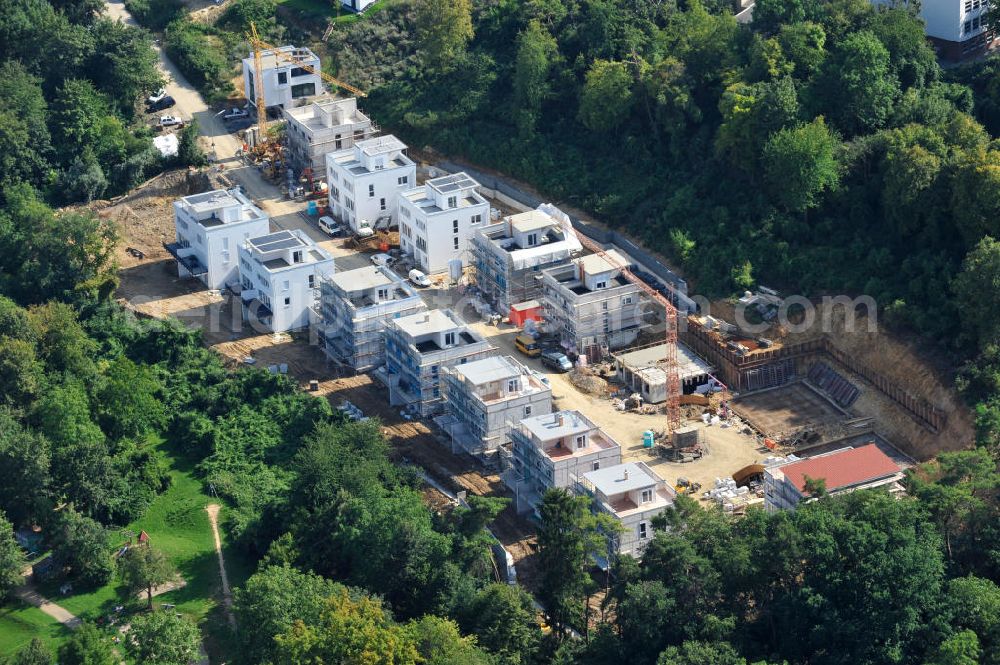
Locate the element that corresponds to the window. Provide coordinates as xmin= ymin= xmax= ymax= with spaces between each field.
xmin=641 ymin=489 xmax=653 ymax=503
xmin=527 ymin=233 xmax=538 ymax=246
xmin=453 ymin=237 xmax=460 ymax=250
xmin=292 ymin=251 xmax=303 ymax=264
xmin=602 ymin=301 xmax=609 ymax=310
xmin=444 ymin=332 xmax=455 ymax=346
xmin=453 ymin=219 xmax=459 ymax=233
xmin=593 ymin=461 xmax=600 ymax=471
xmin=290 ymin=67 xmax=308 ymax=77
xmin=471 ymin=214 xmax=482 ymax=224
xmin=974 ymin=15 xmax=981 ymax=28
xmin=507 ymin=379 xmax=519 ymax=393
xmin=277 ymin=71 xmax=288 ymax=85
xmin=308 ymin=274 xmax=315 ymax=288
xmin=595 ymin=281 xmax=608 ymax=289
xmin=623 ymin=296 xmax=633 ymax=305
xmin=400 ymin=207 xmax=411 ymax=219
xmin=966 ymin=0 xmax=973 ymax=10
xmin=966 ymin=19 xmax=973 ymax=32
xmin=380 ymin=198 xmax=386 ymax=211
xmin=447 ymin=196 xmax=457 ymax=208
xmin=282 ymin=280 xmax=290 ymax=292
xmin=369 ymin=184 xmax=375 ymax=198
xmin=416 ymin=237 xmax=427 ymax=251
xmin=524 ymin=405 xmax=532 ymax=417
xmin=377 ymin=287 xmax=389 ymax=300
xmin=374 ymin=158 xmax=384 ymax=170
xmin=346 ymin=198 xmax=355 ymax=211
xmin=575 ymin=435 xmax=586 ymax=450
xmin=291 ymin=82 xmax=316 ymax=98
xmin=398 ymin=175 xmax=409 ymax=185
xmin=638 ymin=522 xmax=648 ymax=539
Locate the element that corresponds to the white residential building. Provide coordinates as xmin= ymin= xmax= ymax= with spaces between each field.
xmin=340 ymin=0 xmax=377 ymax=10
xmin=580 ymin=462 xmax=675 ymax=561
xmin=168 ymin=188 xmax=270 ymax=291
xmin=887 ymin=0 xmax=996 ymax=59
xmin=503 ymin=410 xmax=622 ymax=515
xmin=612 ymin=343 xmax=715 ymax=403
xmin=397 ymin=172 xmax=490 ymax=274
xmin=384 ymin=309 xmax=495 ymax=416
xmin=326 ymin=135 xmax=416 ymax=234
xmin=316 ymin=264 xmax=427 ymax=372
xmin=439 ymin=355 xmax=552 ymax=459
xmin=540 ymin=250 xmax=646 ymax=360
xmin=282 ymin=97 xmax=375 ymax=174
xmin=472 ymin=207 xmax=582 ymax=314
xmin=242 ymin=46 xmax=322 ymax=110
xmin=238 ymin=229 xmax=335 ymax=333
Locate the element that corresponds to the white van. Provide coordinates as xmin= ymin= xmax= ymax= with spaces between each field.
xmin=318 ymin=216 xmax=340 ymax=236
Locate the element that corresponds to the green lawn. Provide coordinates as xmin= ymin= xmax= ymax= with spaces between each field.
xmin=0 ymin=601 xmax=71 ymax=656
xmin=25 ymin=438 xmax=255 ymax=660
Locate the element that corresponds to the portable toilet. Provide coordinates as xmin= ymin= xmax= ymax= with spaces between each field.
xmin=642 ymin=430 xmax=655 ymax=448
xmin=307 ymin=200 xmax=318 ymax=216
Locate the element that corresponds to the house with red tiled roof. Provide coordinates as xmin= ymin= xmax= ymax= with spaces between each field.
xmin=764 ymin=444 xmax=906 ymax=511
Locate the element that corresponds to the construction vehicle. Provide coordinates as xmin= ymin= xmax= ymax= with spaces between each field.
xmin=674 ymin=477 xmax=702 ymax=495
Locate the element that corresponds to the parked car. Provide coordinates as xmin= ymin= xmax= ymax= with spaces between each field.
xmin=221 ymin=107 xmax=249 ymax=121
xmin=514 ymin=334 xmax=541 ymax=358
xmin=541 ymin=349 xmax=573 ymax=372
xmin=371 ymin=253 xmax=393 ymax=267
xmin=158 ymin=114 xmax=183 ymax=129
xmin=408 ymin=269 xmax=431 ymax=288
xmin=147 ymin=96 xmax=176 ymax=112
xmin=318 ymin=216 xmax=341 ymax=236
xmin=147 ymin=88 xmax=167 ymax=104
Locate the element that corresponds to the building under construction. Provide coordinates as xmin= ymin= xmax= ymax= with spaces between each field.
xmin=472 ymin=206 xmax=582 ymax=315
xmin=540 ymin=249 xmax=646 ymax=360
xmin=316 ymin=264 xmax=426 ymax=372
xmin=612 ymin=342 xmax=715 ymax=403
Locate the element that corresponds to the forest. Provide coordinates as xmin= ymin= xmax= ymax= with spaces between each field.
xmin=0 ymin=0 xmax=1000 ymax=663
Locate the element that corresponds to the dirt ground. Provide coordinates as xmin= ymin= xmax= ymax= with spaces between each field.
xmin=732 ymin=383 xmax=846 ymax=440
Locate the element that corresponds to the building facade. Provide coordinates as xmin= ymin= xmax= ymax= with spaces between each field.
xmin=503 ymin=410 xmax=622 ymax=515
xmin=540 ymin=250 xmax=646 ymax=359
xmin=612 ymin=343 xmax=715 ymax=403
xmin=384 ymin=309 xmax=495 ymax=416
xmin=440 ymin=355 xmax=552 ymax=458
xmin=238 ymin=229 xmax=335 ymax=333
xmin=168 ymin=188 xmax=271 ymax=291
xmin=283 ymin=97 xmax=375 ymax=175
xmin=764 ymin=444 xmax=905 ymax=511
xmin=397 ymin=172 xmax=490 ymax=274
xmin=472 ymin=207 xmax=581 ymax=314
xmin=913 ymin=0 xmax=996 ymax=59
xmin=242 ymin=46 xmax=322 ymax=109
xmin=316 ymin=264 xmax=427 ymax=372
xmin=326 ymin=135 xmax=416 ymax=234
xmin=579 ymin=462 xmax=675 ymax=561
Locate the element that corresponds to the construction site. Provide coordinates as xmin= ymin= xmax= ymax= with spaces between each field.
xmin=94 ymin=24 xmax=977 ymax=591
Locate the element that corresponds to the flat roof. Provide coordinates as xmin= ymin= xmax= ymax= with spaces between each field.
xmin=578 ymin=249 xmax=629 ymax=275
xmin=181 ymin=189 xmax=242 ymax=212
xmin=357 ymin=135 xmax=406 ymax=156
xmin=452 ymin=355 xmax=522 ymax=385
xmin=510 ymin=210 xmax=557 ymax=234
xmin=248 ymin=230 xmax=307 ymax=253
xmin=776 ymin=444 xmax=903 ymax=494
xmin=245 ymin=45 xmax=319 ymax=70
xmin=428 ymin=172 xmax=479 ymax=195
xmin=584 ymin=462 xmax=661 ymax=496
xmin=285 ymin=97 xmax=369 ymax=131
xmin=614 ymin=343 xmax=714 ymax=383
xmin=521 ymin=410 xmax=593 ymax=442
xmin=394 ymin=309 xmax=463 ymax=338
xmin=328 ymin=264 xmax=395 ymax=292
xmin=402 ymin=187 xmax=485 ymax=213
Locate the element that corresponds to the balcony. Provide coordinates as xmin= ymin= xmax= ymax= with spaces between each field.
xmin=164 ymin=242 xmax=207 ymax=276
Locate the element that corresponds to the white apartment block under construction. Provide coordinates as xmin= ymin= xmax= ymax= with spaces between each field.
xmin=283 ymin=97 xmax=375 ymax=174
xmin=317 ymin=264 xmax=426 ymax=372
xmin=383 ymin=309 xmax=495 ymax=416
xmin=540 ymin=250 xmax=646 ymax=360
xmin=241 ymin=46 xmax=322 ymax=109
xmin=579 ymin=462 xmax=676 ymax=560
xmin=503 ymin=410 xmax=622 ymax=515
xmin=439 ymin=355 xmax=552 ymax=459
xmin=472 ymin=206 xmax=581 ymax=315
